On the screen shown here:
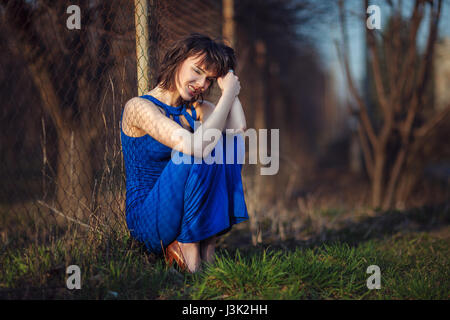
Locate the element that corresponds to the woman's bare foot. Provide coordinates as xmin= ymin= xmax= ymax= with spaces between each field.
xmin=200 ymin=236 xmax=216 ymax=264
xmin=177 ymin=241 xmax=202 ymax=273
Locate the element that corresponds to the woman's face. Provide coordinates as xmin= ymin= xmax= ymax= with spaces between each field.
xmin=175 ymin=54 xmax=217 ymax=101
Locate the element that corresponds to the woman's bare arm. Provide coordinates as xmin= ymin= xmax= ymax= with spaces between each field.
xmin=123 ymin=88 xmax=237 ymax=157
xmin=197 ymin=97 xmax=246 ymax=133
xmin=225 ymin=97 xmax=247 ymax=132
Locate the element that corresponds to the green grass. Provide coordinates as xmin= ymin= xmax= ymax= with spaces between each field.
xmin=190 ymin=233 xmax=449 ymax=300
xmin=1 ymin=229 xmax=448 ymax=299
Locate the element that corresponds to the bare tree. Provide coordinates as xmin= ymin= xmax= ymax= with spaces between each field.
xmin=338 ymin=0 xmax=449 ymax=209
xmin=232 ymin=0 xmax=326 ymax=242
xmin=1 ymin=0 xmax=133 ymax=221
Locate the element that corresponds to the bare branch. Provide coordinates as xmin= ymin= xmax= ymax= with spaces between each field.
xmin=365 ymin=0 xmax=390 ymax=120
xmin=335 ymin=41 xmax=378 ymax=148
xmin=39 ymin=1 xmax=71 ymax=55
xmin=383 ymin=146 xmax=407 ymax=209
xmin=336 ymin=1 xmax=378 ymax=149
xmin=357 ymin=122 xmax=374 ymax=179
xmin=396 ymin=1 xmax=424 ymax=112
xmin=37 ymin=200 xmax=93 ymax=231
xmin=402 ymin=0 xmax=442 ymax=139
xmin=414 ymin=105 xmax=450 ymax=138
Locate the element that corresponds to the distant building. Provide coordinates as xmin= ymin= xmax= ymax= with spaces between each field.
xmin=434 ymin=37 xmax=450 ymax=111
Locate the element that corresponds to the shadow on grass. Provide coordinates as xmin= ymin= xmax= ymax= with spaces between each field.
xmin=76 ymin=202 xmax=450 ymax=280
xmin=222 ymin=202 xmax=450 ymax=256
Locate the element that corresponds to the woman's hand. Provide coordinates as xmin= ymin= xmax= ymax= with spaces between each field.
xmin=217 ymin=71 xmax=241 ymax=97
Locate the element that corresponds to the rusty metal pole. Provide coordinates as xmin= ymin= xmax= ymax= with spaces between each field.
xmin=134 ymin=0 xmax=149 ymax=96
xmin=222 ymin=0 xmax=235 ymax=48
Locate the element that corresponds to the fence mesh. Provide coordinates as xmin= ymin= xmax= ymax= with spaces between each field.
xmin=0 ymin=0 xmax=236 ymax=248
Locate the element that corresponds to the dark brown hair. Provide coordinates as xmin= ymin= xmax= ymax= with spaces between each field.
xmin=156 ymin=33 xmax=236 ymax=103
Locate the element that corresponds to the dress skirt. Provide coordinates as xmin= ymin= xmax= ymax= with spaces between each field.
xmin=125 ymin=133 xmax=249 ymax=253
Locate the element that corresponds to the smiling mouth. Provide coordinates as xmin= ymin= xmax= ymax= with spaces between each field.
xmin=188 ymin=85 xmax=200 ymax=96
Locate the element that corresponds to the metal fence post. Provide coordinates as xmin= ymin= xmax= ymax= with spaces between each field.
xmin=134 ymin=0 xmax=149 ymax=96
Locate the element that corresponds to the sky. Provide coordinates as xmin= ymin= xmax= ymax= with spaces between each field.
xmin=310 ymin=0 xmax=450 ymax=105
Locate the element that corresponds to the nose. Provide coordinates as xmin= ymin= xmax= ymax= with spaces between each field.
xmin=196 ymin=77 xmax=208 ymax=90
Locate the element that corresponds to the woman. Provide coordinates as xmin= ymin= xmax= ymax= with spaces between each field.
xmin=120 ymin=33 xmax=249 ymax=273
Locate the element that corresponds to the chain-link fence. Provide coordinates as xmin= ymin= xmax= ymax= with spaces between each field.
xmin=0 ymin=0 xmax=240 ymax=248
xmin=1 ymin=0 xmax=331 ymax=254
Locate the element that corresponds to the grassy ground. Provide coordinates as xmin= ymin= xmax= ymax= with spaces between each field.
xmin=0 ymin=205 xmax=449 ymax=300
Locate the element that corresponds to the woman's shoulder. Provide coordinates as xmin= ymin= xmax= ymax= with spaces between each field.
xmin=193 ymin=99 xmax=215 ymax=122
xmin=125 ymin=95 xmax=160 ymax=109
xmin=124 ymin=96 xmax=165 ymax=117
xmin=122 ymin=96 xmax=165 ymax=137
xmin=194 ymin=99 xmax=215 ymax=108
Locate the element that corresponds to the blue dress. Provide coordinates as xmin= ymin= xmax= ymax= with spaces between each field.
xmin=120 ymin=95 xmax=249 ymax=253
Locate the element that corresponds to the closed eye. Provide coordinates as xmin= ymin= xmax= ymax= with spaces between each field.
xmin=194 ymin=67 xmax=215 ymax=82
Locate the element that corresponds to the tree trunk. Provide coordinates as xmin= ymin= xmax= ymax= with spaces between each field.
xmin=371 ymin=152 xmax=385 ymax=208
xmin=55 ymin=127 xmax=93 ymax=223
xmin=249 ymin=39 xmax=267 ymax=245
xmin=394 ymin=171 xmax=418 ymax=210
xmin=349 ymin=131 xmax=362 ymax=174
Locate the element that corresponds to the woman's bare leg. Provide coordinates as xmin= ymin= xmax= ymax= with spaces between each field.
xmin=200 ymin=236 xmax=216 ymax=264
xmin=178 ymin=242 xmax=201 ymax=272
